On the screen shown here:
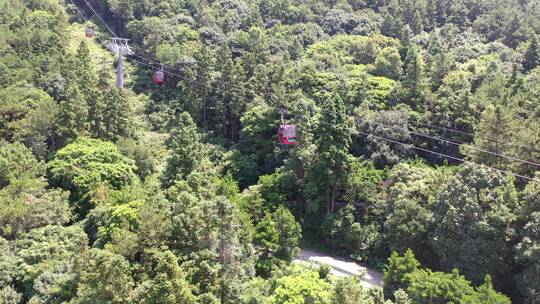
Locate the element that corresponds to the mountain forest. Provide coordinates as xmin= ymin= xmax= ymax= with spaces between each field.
xmin=1 ymin=0 xmax=540 ymax=303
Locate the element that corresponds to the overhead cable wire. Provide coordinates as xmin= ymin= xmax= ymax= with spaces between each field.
xmin=79 ymin=0 xmax=118 ymax=38
xmin=411 ymin=120 xmax=540 ymax=153
xmin=285 ymin=112 xmax=535 ymax=182
xmin=137 ymin=46 xmax=539 ymax=155
xmin=75 ymin=0 xmax=539 ymax=153
xmin=126 ymin=54 xmax=536 ymax=181
xmin=129 ymin=50 xmax=540 ymax=165
xmin=112 ymin=46 xmax=540 ymax=181
xmin=66 ymin=0 xmax=89 ymax=24
xmin=299 ymin=102 xmax=540 ymax=169
xmin=66 ymin=0 xmax=539 ymax=181
xmin=412 ymin=121 xmax=475 ymax=137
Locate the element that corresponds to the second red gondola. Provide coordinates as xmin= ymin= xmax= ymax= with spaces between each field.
xmin=277 ymin=109 xmax=296 ymax=145
xmin=153 ymin=68 xmax=165 ymax=85
xmin=85 ymin=27 xmax=94 ymax=38
xmin=278 ymin=124 xmax=296 ymax=145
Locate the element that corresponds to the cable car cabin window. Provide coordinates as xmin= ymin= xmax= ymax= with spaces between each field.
xmin=282 ymin=126 xmax=296 ymax=137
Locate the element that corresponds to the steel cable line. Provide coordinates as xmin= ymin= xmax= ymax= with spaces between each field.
xmin=412 ymin=121 xmax=476 ymax=137
xmin=126 ymin=54 xmax=536 ymax=181
xmin=411 ymin=119 xmax=540 ymax=153
xmin=284 ymin=112 xmax=535 ymax=182
xmin=66 ymin=0 xmax=117 ymax=40
xmin=135 ymin=50 xmax=540 ymax=156
xmin=74 ymin=0 xmax=539 ymax=157
xmin=66 ymin=0 xmax=128 ymax=70
xmin=79 ymin=0 xmax=118 ymax=38
xmin=130 ymin=51 xmax=540 ymax=165
xmin=66 ymin=0 xmax=109 ymax=45
xmin=299 ymin=102 xmax=540 ymax=169
xmin=129 ymin=51 xmax=540 ymax=167
xmin=59 ymin=24 xmax=535 ymax=183
xmin=67 ymin=0 xmax=539 ymax=179
xmin=66 ymin=0 xmax=87 ymax=22
xmin=86 ymin=29 xmax=540 ymax=181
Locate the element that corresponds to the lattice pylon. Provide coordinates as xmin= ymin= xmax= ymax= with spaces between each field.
xmin=107 ymin=38 xmax=133 ymax=89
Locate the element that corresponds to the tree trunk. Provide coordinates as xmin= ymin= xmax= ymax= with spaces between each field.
xmin=495 ymin=108 xmax=502 ymax=167
xmin=50 ymin=128 xmax=56 ymax=152
xmin=326 ymin=187 xmax=332 ymax=215
xmin=230 ymin=112 xmax=234 ymax=142
xmin=202 ymin=95 xmax=207 ymax=127
xmin=330 ymin=182 xmax=337 ymax=214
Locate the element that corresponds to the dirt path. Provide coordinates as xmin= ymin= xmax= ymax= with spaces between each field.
xmin=295 ymin=249 xmax=383 ymax=288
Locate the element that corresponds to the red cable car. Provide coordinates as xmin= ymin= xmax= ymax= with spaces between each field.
xmin=153 ymin=65 xmax=165 ymax=85
xmin=85 ymin=27 xmax=94 ymax=38
xmin=277 ymin=109 xmax=296 ymax=145
xmin=278 ymin=124 xmax=296 ymax=145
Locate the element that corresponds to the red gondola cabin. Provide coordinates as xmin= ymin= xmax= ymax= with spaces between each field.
xmin=85 ymin=28 xmax=94 ymax=38
xmin=278 ymin=124 xmax=296 ymax=145
xmin=153 ymin=70 xmax=165 ymax=85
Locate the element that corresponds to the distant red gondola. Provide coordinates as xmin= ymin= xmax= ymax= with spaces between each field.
xmin=85 ymin=27 xmax=94 ymax=38
xmin=153 ymin=69 xmax=165 ymax=85
xmin=277 ymin=109 xmax=296 ymax=145
xmin=278 ymin=124 xmax=296 ymax=145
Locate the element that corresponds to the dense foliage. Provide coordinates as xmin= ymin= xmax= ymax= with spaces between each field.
xmin=1 ymin=0 xmax=540 ymax=303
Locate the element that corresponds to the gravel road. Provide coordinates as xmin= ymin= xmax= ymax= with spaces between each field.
xmin=295 ymin=249 xmax=383 ymax=288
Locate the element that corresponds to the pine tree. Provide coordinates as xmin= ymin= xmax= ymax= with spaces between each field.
xmin=102 ymin=88 xmax=132 ymax=141
xmin=448 ymin=1 xmax=469 ymax=28
xmin=402 ymin=46 xmax=427 ymax=108
xmin=425 ymin=0 xmax=436 ymax=31
xmin=74 ymin=42 xmax=96 ymax=88
xmin=206 ymin=47 xmax=247 ymax=142
xmin=216 ymin=196 xmax=252 ymax=304
xmin=523 ymin=36 xmax=539 ymax=73
xmin=273 ymin=206 xmax=301 ymax=261
xmin=505 ymin=14 xmax=522 ymax=48
xmin=56 ymin=85 xmax=89 ymax=146
xmin=434 ymin=0 xmax=447 ymax=27
xmin=380 ymin=0 xmax=404 ymax=38
xmin=514 ymin=177 xmax=540 ymax=302
xmin=135 ymin=251 xmax=196 ymax=304
xmin=509 ymin=63 xmax=519 ymax=86
xmin=383 ymin=249 xmax=420 ymax=299
xmin=194 ymin=46 xmax=216 ymax=127
xmin=511 ymin=121 xmax=540 ymax=177
xmin=462 ymin=105 xmax=515 ymax=169
xmin=244 ymin=28 xmax=271 ymax=73
xmin=399 ymin=0 xmax=415 ymax=25
xmin=74 ymin=42 xmax=103 ymax=137
xmin=229 ymin=61 xmax=247 ymax=142
xmin=305 ymin=92 xmax=353 ymax=214
xmin=74 ymin=249 xmax=134 ymax=304
xmin=162 ymin=112 xmax=205 ymax=188
xmin=254 ymin=213 xmax=279 ymax=276
xmin=213 ymin=46 xmax=234 ymax=138
xmin=430 ymin=52 xmax=454 ymax=90
xmin=88 ymin=66 xmax=109 ymax=138
xmin=54 ymin=52 xmax=91 ymax=146
xmin=411 ymin=9 xmax=423 ymax=34
xmin=399 ymin=25 xmax=413 ymax=60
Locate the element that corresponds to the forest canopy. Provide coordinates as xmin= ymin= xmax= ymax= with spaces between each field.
xmin=0 ymin=0 xmax=539 ymax=303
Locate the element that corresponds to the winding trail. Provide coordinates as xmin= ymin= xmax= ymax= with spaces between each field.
xmin=295 ymin=249 xmax=383 ymax=288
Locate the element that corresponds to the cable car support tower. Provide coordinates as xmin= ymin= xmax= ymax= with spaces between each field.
xmin=107 ymin=38 xmax=134 ymax=89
